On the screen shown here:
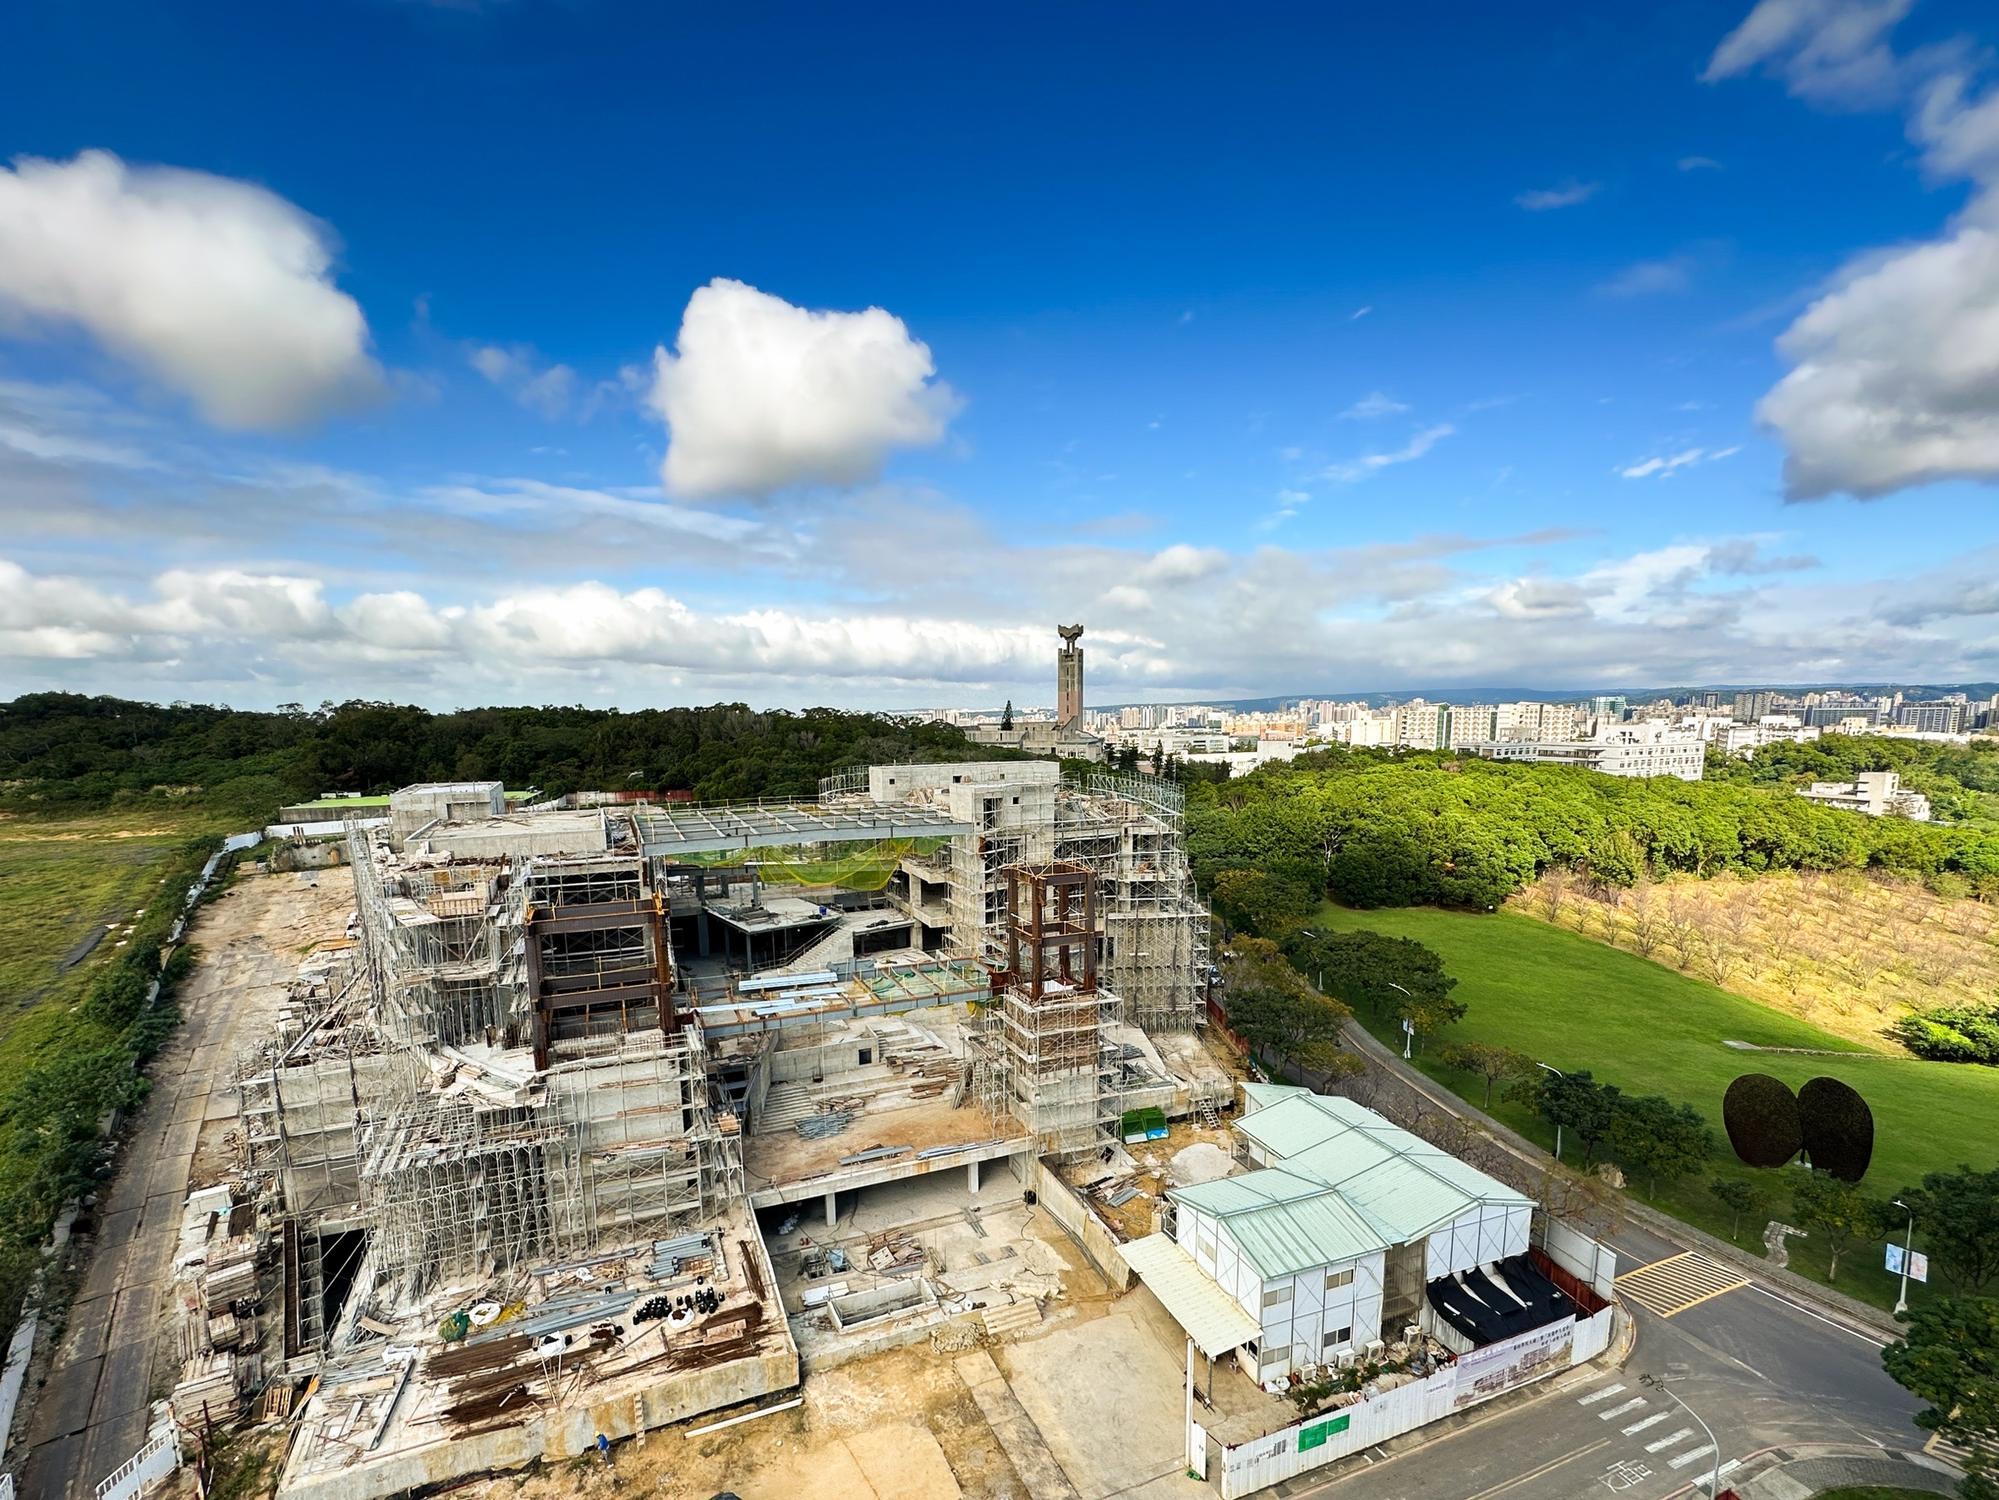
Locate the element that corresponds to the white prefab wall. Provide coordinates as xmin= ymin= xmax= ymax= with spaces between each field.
xmin=1425 ymin=1202 xmax=1532 ymax=1281
xmin=1252 ymin=1252 xmax=1385 ymax=1380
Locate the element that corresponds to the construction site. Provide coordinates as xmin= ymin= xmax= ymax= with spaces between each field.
xmin=198 ymin=747 xmax=1227 ymax=1500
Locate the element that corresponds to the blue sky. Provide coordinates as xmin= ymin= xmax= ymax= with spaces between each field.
xmin=1 ymin=0 xmax=1996 ymax=709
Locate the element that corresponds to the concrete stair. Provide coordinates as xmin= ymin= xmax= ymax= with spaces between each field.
xmin=981 ymin=1298 xmax=1042 ymax=1340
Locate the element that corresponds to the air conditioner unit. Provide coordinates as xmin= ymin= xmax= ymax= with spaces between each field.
xmin=1365 ymin=1339 xmax=1387 ymax=1361
xmin=1335 ymin=1350 xmax=1357 ymax=1370
xmin=1403 ymin=1323 xmax=1423 ymax=1344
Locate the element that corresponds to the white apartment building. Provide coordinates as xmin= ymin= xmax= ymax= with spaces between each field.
xmin=1494 ymin=701 xmax=1585 ymax=741
xmin=1720 ymin=715 xmax=1822 ymax=757
xmin=1797 ymin=769 xmax=1932 ymax=821
xmin=1472 ymin=722 xmax=1706 ymax=781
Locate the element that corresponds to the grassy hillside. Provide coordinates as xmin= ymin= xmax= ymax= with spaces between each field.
xmin=1311 ymin=901 xmax=1999 ymax=1308
xmin=1507 ymin=868 xmax=1999 ymax=1049
xmin=0 ymin=811 xmax=223 ymax=1041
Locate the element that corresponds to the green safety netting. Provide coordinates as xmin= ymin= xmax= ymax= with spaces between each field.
xmin=672 ymin=836 xmax=949 ymax=892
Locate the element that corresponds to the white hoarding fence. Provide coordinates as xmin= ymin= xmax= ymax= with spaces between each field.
xmin=1215 ymin=1305 xmax=1615 ymax=1498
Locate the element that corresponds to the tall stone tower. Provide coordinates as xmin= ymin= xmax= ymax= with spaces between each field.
xmin=1056 ymin=624 xmax=1084 ymax=729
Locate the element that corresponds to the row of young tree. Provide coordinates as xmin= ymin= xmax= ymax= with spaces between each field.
xmin=1185 ymin=741 xmax=1999 ymax=913
xmin=0 ymin=693 xmax=1030 ymax=817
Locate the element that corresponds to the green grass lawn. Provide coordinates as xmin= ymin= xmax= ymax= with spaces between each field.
xmin=1311 ymin=902 xmax=1999 ymax=1312
xmin=0 ymin=811 xmax=223 ymax=1063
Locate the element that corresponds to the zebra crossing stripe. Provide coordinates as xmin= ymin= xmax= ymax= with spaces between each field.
xmin=1623 ymin=1411 xmax=1670 ymax=1436
xmin=1599 ymin=1398 xmax=1647 ymax=1421
xmin=1668 ymin=1444 xmax=1717 ymax=1470
xmin=1645 ymin=1427 xmax=1694 ymax=1453
xmin=1577 ymin=1384 xmax=1626 ymax=1405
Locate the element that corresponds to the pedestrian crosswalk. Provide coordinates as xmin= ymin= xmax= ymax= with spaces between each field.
xmin=1614 ymin=1251 xmax=1750 ymax=1317
xmin=1575 ymin=1378 xmax=1730 ymax=1489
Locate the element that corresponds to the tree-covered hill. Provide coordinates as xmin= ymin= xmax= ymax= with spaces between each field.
xmin=1187 ymin=742 xmax=1999 ymax=911
xmin=0 ymin=694 xmax=1028 ymax=818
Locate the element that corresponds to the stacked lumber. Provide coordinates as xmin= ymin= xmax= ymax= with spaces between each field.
xmin=170 ymin=1353 xmax=241 ymax=1426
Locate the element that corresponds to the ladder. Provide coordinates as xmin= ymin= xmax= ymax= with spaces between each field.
xmin=296 ymin=1226 xmax=326 ymax=1353
xmin=1194 ymin=1094 xmax=1221 ymax=1130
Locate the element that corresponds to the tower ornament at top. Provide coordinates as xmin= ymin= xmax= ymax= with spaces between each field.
xmin=1058 ymin=624 xmax=1083 ymax=646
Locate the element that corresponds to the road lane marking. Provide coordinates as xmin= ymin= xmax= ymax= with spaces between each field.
xmin=1748 ymin=1285 xmax=1891 ymax=1348
xmin=1623 ymin=1411 xmax=1670 ymax=1436
xmin=1614 ymin=1252 xmax=1750 ymax=1317
xmin=1599 ymin=1398 xmax=1647 ymax=1421
xmin=1668 ymin=1443 xmax=1717 ymax=1470
xmin=1645 ymin=1427 xmax=1695 ymax=1453
xmin=1578 ymin=1384 xmax=1626 ymax=1405
xmin=1464 ymin=1439 xmax=1613 ymax=1499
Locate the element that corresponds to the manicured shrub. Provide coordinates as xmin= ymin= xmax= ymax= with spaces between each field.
xmin=1722 ymin=1073 xmax=1802 ymax=1168
xmin=1797 ymin=1075 xmax=1874 ymax=1183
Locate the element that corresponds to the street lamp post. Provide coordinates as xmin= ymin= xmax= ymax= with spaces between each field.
xmin=1639 ymin=1371 xmax=1721 ymax=1497
xmin=1892 ymin=1197 xmax=1916 ymax=1316
xmin=1387 ymin=981 xmax=1413 ymax=1058
xmin=1536 ymin=1062 xmax=1565 ymax=1162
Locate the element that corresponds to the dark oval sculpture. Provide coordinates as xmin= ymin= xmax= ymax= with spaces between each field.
xmin=1798 ymin=1075 xmax=1874 ymax=1183
xmin=1722 ymin=1073 xmax=1802 ymax=1168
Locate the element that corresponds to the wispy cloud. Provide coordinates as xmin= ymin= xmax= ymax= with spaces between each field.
xmin=1350 ymin=306 xmax=1373 ymax=321
xmin=1597 ymin=254 xmax=1696 ymax=297
xmin=1617 ymin=444 xmax=1743 ymax=478
xmin=1515 ymin=179 xmax=1601 ymax=210
xmin=1340 ymin=391 xmax=1410 ymax=421
xmin=1677 ymin=154 xmax=1724 ymax=171
xmin=1324 ymin=423 xmax=1454 ymax=483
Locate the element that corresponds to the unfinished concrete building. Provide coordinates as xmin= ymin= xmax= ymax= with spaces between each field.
xmin=227 ymin=759 xmax=1219 ymax=1499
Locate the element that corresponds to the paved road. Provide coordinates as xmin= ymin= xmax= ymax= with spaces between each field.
xmin=15 ymin=898 xmax=297 ymax=1500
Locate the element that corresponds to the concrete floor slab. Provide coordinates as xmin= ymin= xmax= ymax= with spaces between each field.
xmin=61 ymin=1293 xmax=117 ymax=1365
xmin=994 ymin=1305 xmax=1209 ymax=1500
xmin=92 ymin=1205 xmax=140 ymax=1256
xmin=29 ymin=1354 xmax=103 ymax=1440
xmin=17 ymin=1431 xmax=85 ymax=1500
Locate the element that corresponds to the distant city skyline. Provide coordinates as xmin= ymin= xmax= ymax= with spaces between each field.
xmin=3 ymin=1 xmax=1998 ymax=710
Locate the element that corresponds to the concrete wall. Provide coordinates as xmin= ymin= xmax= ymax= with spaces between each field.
xmin=1030 ymin=1158 xmax=1135 ymax=1293
xmin=769 ymin=1036 xmax=870 ymax=1084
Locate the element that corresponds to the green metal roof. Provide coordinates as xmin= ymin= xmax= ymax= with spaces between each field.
xmin=1174 ymin=1092 xmax=1536 ymax=1274
xmin=1222 ymin=1194 xmax=1389 ymax=1278
xmin=1239 ymin=1081 xmax=1307 ymax=1115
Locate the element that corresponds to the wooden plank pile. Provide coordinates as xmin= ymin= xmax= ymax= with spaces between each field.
xmin=865 ymin=1228 xmax=926 ymax=1277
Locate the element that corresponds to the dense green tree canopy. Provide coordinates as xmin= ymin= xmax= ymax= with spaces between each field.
xmin=1882 ymin=1296 xmax=1999 ymax=1500
xmin=1895 ymin=1167 xmax=1999 ymax=1294
xmin=0 ymin=693 xmax=1030 ymax=816
xmin=1185 ymin=743 xmax=1999 ymax=912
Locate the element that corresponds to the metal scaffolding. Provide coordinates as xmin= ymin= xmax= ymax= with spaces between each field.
xmin=971 ymin=863 xmax=1124 ymax=1161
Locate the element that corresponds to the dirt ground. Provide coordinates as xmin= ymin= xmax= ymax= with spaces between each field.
xmin=186 ymin=866 xmax=357 ymax=1186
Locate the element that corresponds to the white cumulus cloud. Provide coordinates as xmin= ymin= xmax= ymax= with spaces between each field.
xmin=0 ymin=150 xmax=383 ymax=429
xmin=647 ymin=278 xmax=961 ymax=500
xmin=1708 ymin=2 xmax=1999 ymax=498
